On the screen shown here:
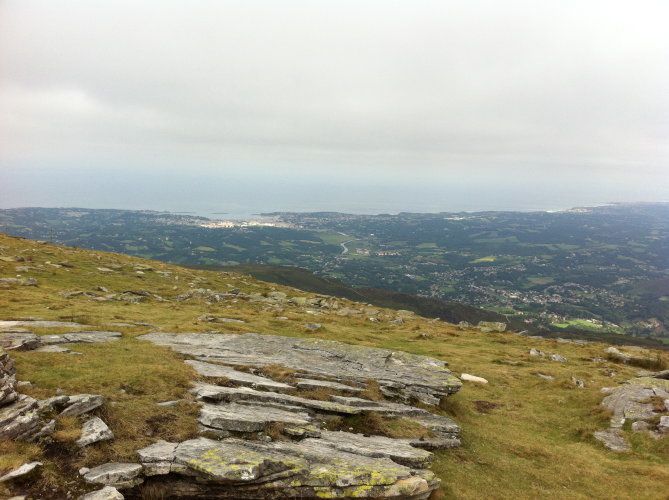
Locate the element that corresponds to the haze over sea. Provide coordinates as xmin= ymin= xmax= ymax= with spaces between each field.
xmin=2 ymin=166 xmax=667 ymax=219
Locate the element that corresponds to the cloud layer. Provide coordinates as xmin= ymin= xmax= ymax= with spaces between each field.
xmin=1 ymin=0 xmax=667 ymax=210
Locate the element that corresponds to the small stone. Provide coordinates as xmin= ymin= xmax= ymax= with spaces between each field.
xmin=460 ymin=373 xmax=488 ymax=384
xmin=76 ymin=417 xmax=114 ymax=447
xmin=157 ymin=400 xmax=180 ymax=407
xmin=631 ymin=421 xmax=650 ymax=432
xmin=549 ymin=353 xmax=567 ymax=363
xmin=571 ymin=376 xmax=585 ymax=388
xmin=305 ymin=323 xmax=322 ymax=332
xmin=82 ymin=463 xmax=143 ymax=489
xmin=659 ymin=415 xmax=669 ymax=434
xmin=35 ymin=345 xmax=71 ymax=353
xmin=593 ymin=428 xmax=629 ymax=452
xmin=529 ymin=348 xmax=544 ymax=357
xmin=536 ymin=373 xmax=554 ymax=381
xmin=60 ymin=394 xmax=105 ymax=416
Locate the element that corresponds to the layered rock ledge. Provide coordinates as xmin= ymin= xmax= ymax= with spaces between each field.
xmin=82 ymin=331 xmax=464 ymax=498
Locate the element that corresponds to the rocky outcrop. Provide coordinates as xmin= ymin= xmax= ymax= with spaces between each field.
xmin=595 ymin=373 xmax=669 ymax=451
xmin=0 ymin=347 xmax=49 ymax=441
xmin=141 ymin=332 xmax=462 ymax=404
xmin=605 ymin=346 xmax=662 ymax=368
xmin=0 ymin=331 xmax=121 ymax=352
xmin=0 ymin=320 xmax=90 ymax=330
xmin=477 ymin=321 xmax=506 ymax=333
xmin=71 ymin=331 xmax=466 ymax=498
xmin=131 ymin=437 xmax=439 ymax=498
xmin=1 ymin=344 xmax=106 ymax=445
xmin=0 ymin=394 xmax=45 ymax=440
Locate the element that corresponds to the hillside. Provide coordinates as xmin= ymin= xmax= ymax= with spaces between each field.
xmin=2 ymin=205 xmax=668 ymax=342
xmin=212 ymin=264 xmax=510 ymax=327
xmin=0 ymin=233 xmax=667 ymax=499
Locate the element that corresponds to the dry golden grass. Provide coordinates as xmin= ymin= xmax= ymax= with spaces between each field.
xmin=327 ymin=412 xmax=432 ymax=439
xmin=52 ymin=416 xmax=81 ymax=443
xmin=0 ymin=233 xmax=667 ymax=499
xmin=257 ymin=363 xmax=297 ymax=382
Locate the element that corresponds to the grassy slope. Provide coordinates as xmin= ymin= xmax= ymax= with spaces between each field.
xmin=0 ymin=233 xmax=667 ymax=499
xmin=211 ymin=263 xmax=509 ymax=325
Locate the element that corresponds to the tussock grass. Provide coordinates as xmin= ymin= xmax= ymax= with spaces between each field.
xmin=0 ymin=233 xmax=667 ymax=499
xmin=326 ymin=413 xmax=431 ymax=439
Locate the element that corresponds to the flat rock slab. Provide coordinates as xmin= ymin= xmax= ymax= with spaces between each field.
xmin=185 ymin=360 xmax=293 ymax=390
xmin=83 ymin=463 xmax=143 ymax=489
xmin=199 ymin=402 xmax=312 ymax=433
xmin=35 ymin=345 xmax=72 ymax=353
xmin=135 ymin=437 xmax=439 ymax=498
xmin=1 ymin=331 xmax=121 ymax=352
xmin=0 ymin=320 xmax=90 ymax=330
xmin=601 ymin=377 xmax=669 ymax=428
xmin=295 ymin=378 xmax=363 ymax=393
xmin=594 ymin=429 xmax=630 ymax=452
xmin=45 ymin=331 xmax=122 ymax=344
xmin=193 ymin=383 xmax=362 ymax=415
xmin=40 ymin=394 xmax=104 ymax=417
xmin=315 ymin=430 xmax=433 ymax=468
xmin=141 ymin=332 xmax=462 ymax=402
xmin=0 ymin=333 xmax=41 ymax=351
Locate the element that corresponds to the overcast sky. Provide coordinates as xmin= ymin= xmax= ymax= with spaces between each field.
xmin=1 ymin=0 xmax=667 ymax=214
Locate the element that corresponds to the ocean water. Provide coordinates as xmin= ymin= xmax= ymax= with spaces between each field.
xmin=1 ymin=166 xmax=667 ymax=217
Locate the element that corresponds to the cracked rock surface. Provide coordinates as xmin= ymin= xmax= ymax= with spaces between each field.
xmin=595 ymin=372 xmax=669 ymax=451
xmin=141 ymin=332 xmax=462 ymax=402
xmin=134 ymin=437 xmax=439 ymax=499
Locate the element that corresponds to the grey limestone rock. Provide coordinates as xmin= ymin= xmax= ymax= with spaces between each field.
xmin=295 ymin=378 xmax=363 ymax=393
xmin=141 ymin=332 xmax=462 ymax=402
xmin=198 ymin=402 xmax=312 ymax=433
xmin=477 ymin=321 xmax=506 ymax=333
xmin=134 ymin=437 xmax=439 ymax=498
xmin=185 ymin=360 xmax=293 ymax=390
xmin=593 ymin=429 xmax=630 ymax=452
xmin=79 ymin=486 xmax=124 ymax=500
xmin=314 ymin=430 xmax=433 ymax=468
xmin=77 ymin=417 xmax=114 ymax=447
xmin=0 ymin=462 xmax=42 ymax=483
xmin=82 ymin=463 xmax=143 ymax=489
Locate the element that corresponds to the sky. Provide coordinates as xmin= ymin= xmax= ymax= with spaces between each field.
xmin=1 ymin=0 xmax=668 ymax=215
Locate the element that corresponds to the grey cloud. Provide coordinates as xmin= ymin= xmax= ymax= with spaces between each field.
xmin=0 ymin=0 xmax=668 ymax=188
